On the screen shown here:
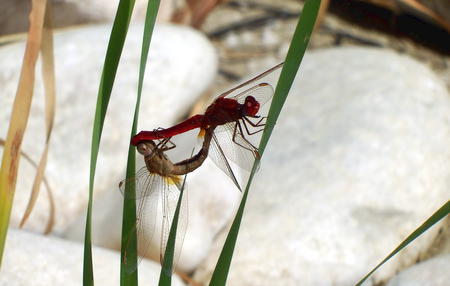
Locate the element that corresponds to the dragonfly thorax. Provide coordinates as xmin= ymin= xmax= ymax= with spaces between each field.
xmin=138 ymin=141 xmax=175 ymax=177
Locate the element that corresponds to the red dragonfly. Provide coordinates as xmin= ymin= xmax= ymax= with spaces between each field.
xmin=120 ymin=128 xmax=214 ymax=274
xmin=131 ymin=63 xmax=283 ymax=190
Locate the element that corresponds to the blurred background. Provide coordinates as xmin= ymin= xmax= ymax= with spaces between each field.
xmin=1 ymin=1 xmax=449 ymax=87
xmin=1 ymin=1 xmax=449 ymax=286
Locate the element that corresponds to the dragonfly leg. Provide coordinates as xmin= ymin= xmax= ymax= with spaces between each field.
xmin=244 ymin=116 xmax=266 ymax=127
xmin=232 ymin=121 xmax=260 ymax=159
xmin=156 ymin=137 xmax=176 ymax=151
xmin=241 ymin=117 xmax=265 ymax=136
xmin=152 ymin=127 xmax=167 ymax=138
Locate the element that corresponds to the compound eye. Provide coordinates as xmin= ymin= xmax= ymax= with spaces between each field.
xmin=137 ymin=142 xmax=156 ymax=156
xmin=244 ymin=96 xmax=260 ymax=116
xmin=137 ymin=143 xmax=148 ymax=155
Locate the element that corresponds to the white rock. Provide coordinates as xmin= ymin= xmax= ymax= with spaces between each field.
xmin=0 ymin=229 xmax=185 ymax=286
xmin=194 ymin=47 xmax=450 ymax=285
xmin=0 ymin=24 xmax=217 ymax=233
xmin=386 ymin=254 xmax=450 ymax=286
xmin=0 ymin=0 xmax=174 ymax=35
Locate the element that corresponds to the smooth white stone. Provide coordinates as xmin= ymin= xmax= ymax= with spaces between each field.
xmin=0 ymin=23 xmax=217 ymax=233
xmin=194 ymin=47 xmax=450 ymax=285
xmin=0 ymin=229 xmax=185 ymax=286
xmin=386 ymin=254 xmax=450 ymax=286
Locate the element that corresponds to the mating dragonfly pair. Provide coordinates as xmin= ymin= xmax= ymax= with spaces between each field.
xmin=119 ymin=62 xmax=283 ymax=273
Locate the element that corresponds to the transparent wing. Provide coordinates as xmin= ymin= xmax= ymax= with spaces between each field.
xmin=119 ymin=166 xmax=157 ymax=200
xmin=213 ymin=122 xmax=259 ymax=172
xmin=207 ymin=132 xmax=243 ymax=192
xmin=120 ymin=168 xmax=161 ymax=273
xmin=207 ymin=118 xmax=267 ymax=192
xmin=217 ymin=62 xmax=282 ymax=99
xmin=119 ymin=170 xmax=188 ymax=274
xmin=160 ymin=178 xmax=188 ymax=275
xmin=228 ymin=82 xmax=274 ymax=107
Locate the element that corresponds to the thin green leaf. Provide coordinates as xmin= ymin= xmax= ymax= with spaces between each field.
xmin=208 ymin=1 xmax=322 ymax=285
xmin=83 ymin=0 xmax=136 ymax=285
xmin=355 ymin=200 xmax=450 ymax=286
xmin=120 ymin=0 xmax=161 ymax=285
xmin=259 ymin=0 xmax=322 ymax=156
xmin=158 ymin=176 xmax=188 ymax=286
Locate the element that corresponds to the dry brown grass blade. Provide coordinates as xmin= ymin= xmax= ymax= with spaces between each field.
xmin=0 ymin=139 xmax=55 ymax=234
xmin=355 ymin=0 xmax=450 ymax=32
xmin=0 ymin=0 xmax=48 ymax=264
xmin=190 ymin=0 xmax=228 ymax=28
xmin=399 ymin=0 xmax=450 ymax=32
xmin=19 ymin=0 xmax=56 ymax=232
xmin=172 ymin=0 xmax=228 ymax=28
xmin=315 ymin=0 xmax=330 ymax=31
xmin=176 ymin=270 xmax=203 ymax=286
xmin=42 ymin=180 xmax=55 ymax=234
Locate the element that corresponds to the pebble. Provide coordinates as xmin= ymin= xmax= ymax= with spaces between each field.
xmin=0 ymin=229 xmax=185 ymax=286
xmin=193 ymin=47 xmax=450 ymax=285
xmin=386 ymin=254 xmax=450 ymax=286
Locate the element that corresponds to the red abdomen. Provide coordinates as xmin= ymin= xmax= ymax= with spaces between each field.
xmin=131 ymin=98 xmax=244 ymax=146
xmin=131 ymin=114 xmax=204 ymax=145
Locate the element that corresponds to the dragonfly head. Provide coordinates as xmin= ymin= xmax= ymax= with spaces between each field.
xmin=243 ymin=96 xmax=260 ymax=117
xmin=137 ymin=141 xmax=157 ymax=157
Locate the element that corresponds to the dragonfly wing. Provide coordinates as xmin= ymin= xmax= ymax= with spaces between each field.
xmin=229 ymin=82 xmax=274 ymax=107
xmin=121 ymin=170 xmax=188 ymax=274
xmin=218 ymin=62 xmax=282 ymax=99
xmin=213 ymin=122 xmax=257 ymax=172
xmin=160 ymin=178 xmax=189 ymax=274
xmin=207 ymin=132 xmax=243 ymax=191
xmin=121 ymin=170 xmax=161 ymax=273
xmin=119 ymin=166 xmax=157 ymax=200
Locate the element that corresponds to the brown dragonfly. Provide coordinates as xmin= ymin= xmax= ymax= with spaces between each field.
xmin=119 ymin=127 xmax=214 ymax=274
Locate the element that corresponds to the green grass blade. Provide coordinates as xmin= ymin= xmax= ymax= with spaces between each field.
xmin=83 ymin=0 xmax=136 ymax=285
xmin=259 ymin=0 xmax=321 ymax=156
xmin=120 ymin=0 xmax=161 ymax=285
xmin=208 ymin=1 xmax=322 ymax=285
xmin=355 ymin=200 xmax=450 ymax=286
xmin=158 ymin=176 xmax=188 ymax=286
xmin=207 ymin=170 xmax=253 ymax=286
